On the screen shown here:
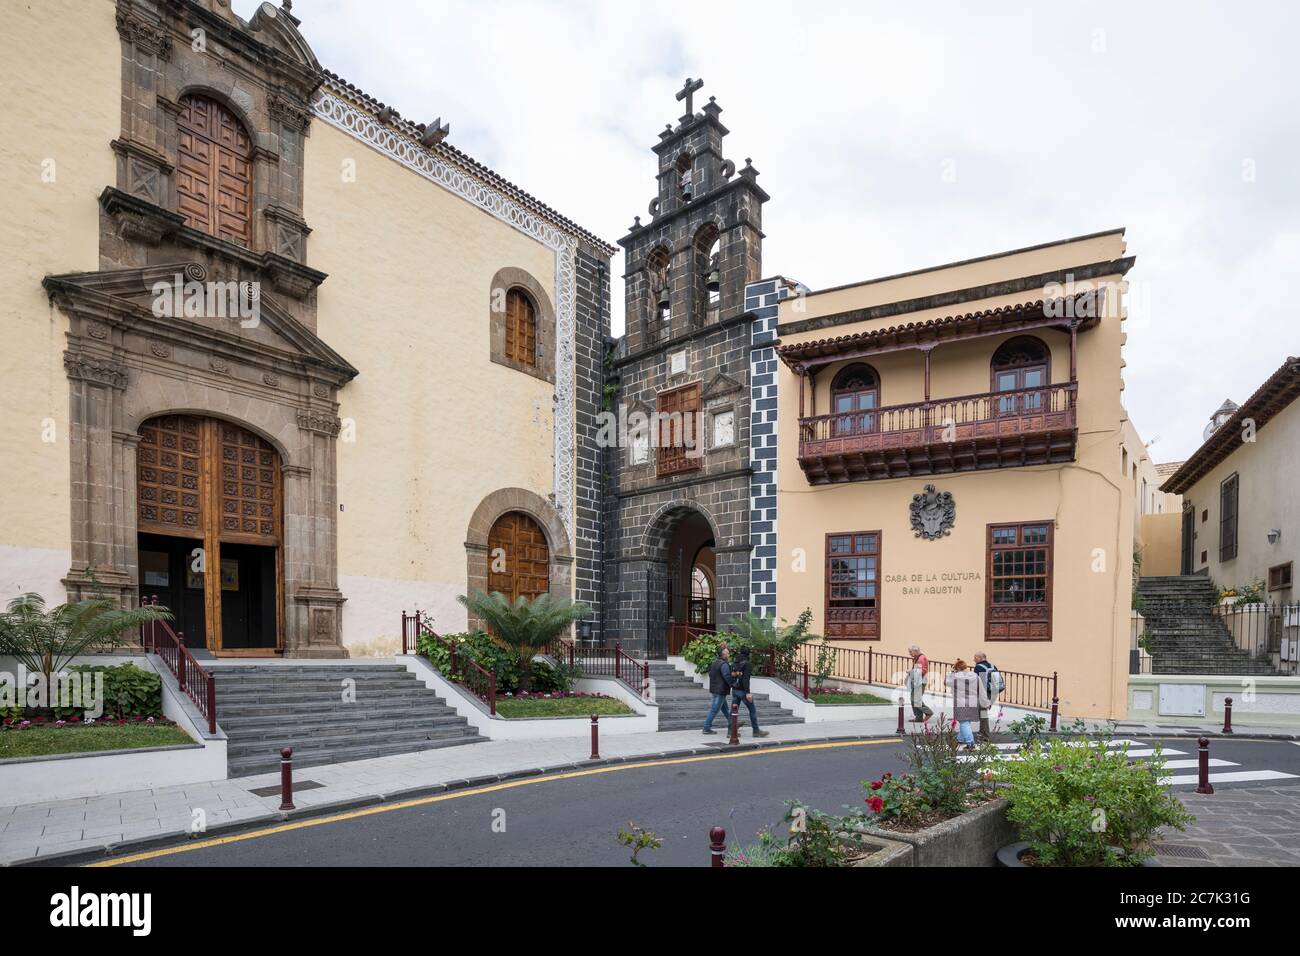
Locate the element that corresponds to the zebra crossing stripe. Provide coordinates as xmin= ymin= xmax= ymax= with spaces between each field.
xmin=963 ymin=747 xmax=1189 ymax=763
xmin=1162 ymin=770 xmax=1299 ymax=786
xmin=1161 ymin=758 xmax=1237 ymax=770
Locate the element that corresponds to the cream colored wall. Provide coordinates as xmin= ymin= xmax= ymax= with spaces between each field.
xmin=0 ymin=1 xmax=118 ymax=603
xmin=1140 ymin=512 xmax=1183 ymax=577
xmin=303 ymin=121 xmax=565 ymax=651
xmin=776 ymin=234 xmax=1135 ymax=718
xmin=1179 ymin=400 xmax=1299 ymax=600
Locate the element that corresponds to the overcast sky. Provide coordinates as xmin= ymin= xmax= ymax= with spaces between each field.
xmin=241 ymin=0 xmax=1300 ymax=462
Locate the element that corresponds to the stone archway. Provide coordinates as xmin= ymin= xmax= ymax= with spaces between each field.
xmin=465 ymin=488 xmax=574 ymax=629
xmin=636 ymin=501 xmax=735 ymax=658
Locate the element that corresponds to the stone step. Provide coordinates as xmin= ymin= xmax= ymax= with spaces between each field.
xmin=220 ymin=713 xmax=468 ymax=738
xmin=228 ymin=734 xmax=481 ymax=777
xmin=226 ymin=723 xmax=475 ymax=758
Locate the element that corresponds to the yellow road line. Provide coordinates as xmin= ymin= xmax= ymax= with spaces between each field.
xmin=86 ymin=737 xmax=900 ymax=867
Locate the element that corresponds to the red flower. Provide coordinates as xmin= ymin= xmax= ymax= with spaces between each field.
xmin=870 ymin=780 xmax=883 ymax=791
xmin=867 ymin=796 xmax=884 ymax=813
xmin=883 ymin=771 xmax=892 ymax=779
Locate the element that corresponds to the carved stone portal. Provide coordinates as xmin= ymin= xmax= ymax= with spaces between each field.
xmin=910 ymin=484 xmax=955 ymax=540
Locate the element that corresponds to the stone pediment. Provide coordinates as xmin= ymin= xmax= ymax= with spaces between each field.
xmin=43 ymin=262 xmax=357 ymax=385
xmin=701 ymin=371 xmax=743 ymax=401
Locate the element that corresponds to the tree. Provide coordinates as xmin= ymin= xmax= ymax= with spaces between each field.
xmin=0 ymin=592 xmax=172 ymax=693
xmin=457 ymin=591 xmax=591 ymax=693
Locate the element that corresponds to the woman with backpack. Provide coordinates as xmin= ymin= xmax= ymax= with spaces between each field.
xmin=945 ymin=659 xmax=986 ymax=749
xmin=972 ymin=652 xmax=1003 ymax=742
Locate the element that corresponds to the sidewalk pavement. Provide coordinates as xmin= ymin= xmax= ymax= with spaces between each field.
xmin=1162 ymin=785 xmax=1300 ymax=866
xmin=0 ymin=715 xmax=904 ymax=866
xmin=3 ymin=713 xmax=1296 ymax=867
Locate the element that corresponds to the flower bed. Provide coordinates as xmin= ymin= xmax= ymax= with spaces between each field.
xmin=494 ymin=692 xmax=634 ymax=719
xmin=0 ymin=716 xmax=191 ymax=759
xmin=810 ymin=688 xmax=889 ymax=706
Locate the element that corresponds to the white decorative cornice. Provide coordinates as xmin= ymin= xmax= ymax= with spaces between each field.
xmin=312 ymin=84 xmax=578 ymax=536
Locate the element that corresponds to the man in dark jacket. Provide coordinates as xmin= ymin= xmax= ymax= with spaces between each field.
xmin=730 ymin=647 xmax=769 ymax=737
xmin=702 ymin=644 xmax=732 ymax=734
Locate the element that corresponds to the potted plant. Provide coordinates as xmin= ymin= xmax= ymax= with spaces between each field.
xmin=998 ymin=735 xmax=1193 ymax=866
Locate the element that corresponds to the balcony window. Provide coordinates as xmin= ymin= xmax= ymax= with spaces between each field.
xmin=991 ymin=336 xmax=1049 ymax=415
xmin=830 ymin=364 xmax=879 ymax=437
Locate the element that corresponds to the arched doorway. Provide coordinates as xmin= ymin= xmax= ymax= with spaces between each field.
xmin=487 ymin=511 xmax=551 ymax=603
xmin=135 ymin=414 xmax=282 ymax=654
xmin=649 ymin=507 xmax=717 ymax=657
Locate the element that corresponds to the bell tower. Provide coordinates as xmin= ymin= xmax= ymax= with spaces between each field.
xmin=606 ymin=78 xmax=771 ymax=656
xmin=620 ymin=78 xmax=768 ymax=350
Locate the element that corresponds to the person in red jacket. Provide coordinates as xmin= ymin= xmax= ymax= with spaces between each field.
xmin=906 ymin=645 xmax=934 ymax=722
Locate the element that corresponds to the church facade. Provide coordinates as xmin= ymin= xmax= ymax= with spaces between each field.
xmin=1 ymin=0 xmax=612 ymax=658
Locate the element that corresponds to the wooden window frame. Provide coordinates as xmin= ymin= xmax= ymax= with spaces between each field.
xmin=991 ymin=336 xmax=1050 ymax=417
xmin=823 ymin=531 xmax=882 ymax=641
xmin=1219 ymin=473 xmax=1239 ymax=562
xmin=1268 ymin=562 xmax=1293 ymax=592
xmin=656 ymin=382 xmax=703 ymax=478
xmin=985 ymin=521 xmax=1053 ymax=641
xmin=829 ymin=363 xmax=880 ymax=437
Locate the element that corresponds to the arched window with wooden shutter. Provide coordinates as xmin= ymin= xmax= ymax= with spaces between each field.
xmin=504 ymin=289 xmax=537 ymax=367
xmin=176 ymin=94 xmax=254 ymax=246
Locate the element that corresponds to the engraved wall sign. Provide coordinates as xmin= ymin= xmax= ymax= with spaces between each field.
xmin=910 ymin=483 xmax=955 ymax=540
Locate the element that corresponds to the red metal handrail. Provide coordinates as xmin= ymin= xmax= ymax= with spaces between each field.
xmin=667 ymin=622 xmax=712 ymax=656
xmin=786 ymin=641 xmax=1058 ymax=713
xmin=141 ymin=595 xmax=216 ymax=734
xmin=542 ymin=637 xmax=649 ymax=697
xmin=799 ymin=382 xmax=1077 ymax=444
xmin=402 ymin=611 xmax=496 ymax=715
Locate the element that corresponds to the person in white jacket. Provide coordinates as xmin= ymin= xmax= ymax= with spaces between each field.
xmin=945 ymin=660 xmax=988 ymax=748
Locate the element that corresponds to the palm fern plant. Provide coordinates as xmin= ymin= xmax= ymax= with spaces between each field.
xmin=0 ymin=592 xmax=172 ymax=694
xmin=458 ymin=591 xmax=591 ymax=693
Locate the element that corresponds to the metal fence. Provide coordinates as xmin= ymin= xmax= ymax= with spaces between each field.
xmin=1131 ymin=602 xmax=1300 ymax=676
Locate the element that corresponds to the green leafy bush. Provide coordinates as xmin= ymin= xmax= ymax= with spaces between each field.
xmin=417 ymin=630 xmax=521 ymax=694
xmin=1003 ymin=736 xmax=1193 ymax=866
xmin=457 ymin=591 xmax=591 ymax=692
xmin=529 ymin=657 xmax=583 ymax=694
xmin=858 ymin=719 xmax=998 ymax=830
xmin=681 ymin=608 xmax=821 ymax=683
xmin=58 ymin=663 xmax=162 ymax=719
xmin=728 ymin=801 xmax=868 ymax=867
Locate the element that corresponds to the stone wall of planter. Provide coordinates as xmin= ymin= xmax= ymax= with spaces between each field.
xmin=862 ymin=798 xmax=1016 ymax=867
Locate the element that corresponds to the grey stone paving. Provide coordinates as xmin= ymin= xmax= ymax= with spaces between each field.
xmin=1159 ymin=785 xmax=1300 ymax=867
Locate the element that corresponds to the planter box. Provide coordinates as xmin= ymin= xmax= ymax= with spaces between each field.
xmin=863 ymin=797 xmax=1015 ymax=867
xmin=849 ymin=834 xmax=913 ymax=867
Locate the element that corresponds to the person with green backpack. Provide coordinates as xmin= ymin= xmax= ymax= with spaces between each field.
xmin=972 ymin=652 xmax=1004 ymax=741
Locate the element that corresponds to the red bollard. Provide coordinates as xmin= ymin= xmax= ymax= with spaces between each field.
xmin=1049 ymin=672 xmax=1059 ymax=732
xmin=279 ymin=747 xmax=295 ymax=811
xmin=710 ymin=825 xmax=727 ymax=867
xmin=1195 ymin=736 xmax=1214 ymax=795
xmin=589 ymin=714 xmax=600 ymax=760
xmin=896 ymin=700 xmax=905 ymax=734
xmin=1222 ymin=697 xmax=1234 ymax=735
xmin=728 ymin=700 xmax=740 ymax=745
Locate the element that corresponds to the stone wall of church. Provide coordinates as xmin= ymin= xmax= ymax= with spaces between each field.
xmin=573 ymin=248 xmax=611 ymax=638
xmin=0 ymin=1 xmax=119 ymax=603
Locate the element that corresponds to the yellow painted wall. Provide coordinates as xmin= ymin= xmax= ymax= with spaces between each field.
xmin=1140 ymin=512 xmax=1183 ymax=577
xmin=776 ymin=234 xmax=1136 ymax=718
xmin=0 ymin=0 xmax=118 ymax=600
xmin=303 ymin=121 xmax=565 ymax=651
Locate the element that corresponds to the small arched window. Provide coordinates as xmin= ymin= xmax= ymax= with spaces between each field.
xmin=646 ymin=247 xmax=672 ymax=340
xmin=692 ymin=224 xmax=721 ymax=325
xmin=991 ymin=336 xmax=1050 ymax=415
xmin=176 ymin=94 xmax=253 ymax=246
xmin=689 ymin=565 xmax=713 ymax=626
xmin=676 ymin=152 xmax=694 ymax=201
xmin=504 ymin=289 xmax=537 ymax=367
xmin=831 ymin=364 xmax=880 ymax=436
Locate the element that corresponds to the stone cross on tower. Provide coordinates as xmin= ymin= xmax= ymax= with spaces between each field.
xmin=675 ymin=77 xmax=704 ymax=121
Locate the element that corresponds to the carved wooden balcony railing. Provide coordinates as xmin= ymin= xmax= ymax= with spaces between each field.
xmin=797 ymin=383 xmax=1078 ymax=484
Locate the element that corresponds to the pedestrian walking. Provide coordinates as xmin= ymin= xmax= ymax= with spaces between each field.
xmin=702 ymin=644 xmax=733 ymax=735
xmin=972 ymin=652 xmax=1003 ymax=741
xmin=945 ymin=659 xmax=987 ymax=748
xmin=729 ymin=647 xmax=769 ymax=737
xmin=905 ymin=644 xmax=933 ymax=722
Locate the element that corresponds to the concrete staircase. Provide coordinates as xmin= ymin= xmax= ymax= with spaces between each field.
xmin=212 ymin=663 xmax=483 ymax=777
xmin=1136 ymin=576 xmax=1280 ymax=675
xmin=648 ymin=660 xmax=803 ymax=733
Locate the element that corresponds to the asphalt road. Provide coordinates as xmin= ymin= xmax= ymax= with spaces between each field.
xmin=104 ymin=736 xmax=1300 ymax=868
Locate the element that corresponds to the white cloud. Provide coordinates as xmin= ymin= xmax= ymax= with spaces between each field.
xmin=240 ymin=0 xmax=1300 ymax=460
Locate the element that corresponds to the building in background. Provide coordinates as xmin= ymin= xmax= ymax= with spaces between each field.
xmin=1160 ymin=358 xmax=1300 ymax=598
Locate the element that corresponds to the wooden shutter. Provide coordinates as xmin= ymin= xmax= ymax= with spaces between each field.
xmin=218 ymin=421 xmax=281 ymax=546
xmin=177 ymin=95 xmax=253 ymax=246
xmin=504 ymin=290 xmax=537 ymax=367
xmin=487 ymin=512 xmax=550 ymax=603
xmin=656 ymin=383 xmax=703 ymax=477
xmin=1219 ymin=474 xmax=1239 ymax=562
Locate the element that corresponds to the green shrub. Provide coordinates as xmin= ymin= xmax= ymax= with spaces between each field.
xmin=417 ymin=630 xmax=522 ymax=694
xmin=859 ymin=720 xmax=998 ymax=830
xmin=728 ymin=801 xmax=868 ymax=867
xmin=63 ymin=663 xmax=162 ymax=719
xmin=681 ymin=608 xmax=821 ymax=683
xmin=1003 ymin=736 xmax=1193 ymax=866
xmin=529 ymin=657 xmax=583 ymax=694
xmin=681 ymin=631 xmax=730 ymax=673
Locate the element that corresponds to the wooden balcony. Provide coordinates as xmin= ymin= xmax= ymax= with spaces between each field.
xmin=797 ymin=383 xmax=1078 ymax=484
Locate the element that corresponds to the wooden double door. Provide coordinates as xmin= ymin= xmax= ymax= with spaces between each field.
xmin=135 ymin=415 xmax=283 ymax=654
